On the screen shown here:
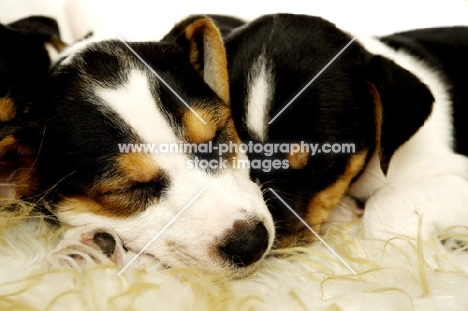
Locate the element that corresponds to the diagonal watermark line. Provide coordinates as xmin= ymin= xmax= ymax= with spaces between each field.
xmin=118 ymin=37 xmax=207 ymax=124
xmin=117 ymin=188 xmax=206 ymax=276
xmin=268 ymin=188 xmax=357 ymax=275
xmin=268 ymin=37 xmax=357 ymax=125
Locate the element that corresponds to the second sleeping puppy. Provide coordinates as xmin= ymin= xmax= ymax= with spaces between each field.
xmin=165 ymin=14 xmax=468 ymax=246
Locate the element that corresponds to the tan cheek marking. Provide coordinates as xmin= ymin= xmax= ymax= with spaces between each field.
xmin=287 ymin=143 xmax=310 ymax=170
xmin=0 ymin=98 xmax=16 ymax=122
xmin=306 ymin=152 xmax=367 ymax=233
xmin=75 ymin=154 xmax=159 ymax=218
xmin=56 ymin=194 xmax=140 ymax=218
xmin=117 ymin=153 xmax=159 ymax=183
xmin=55 ymin=196 xmax=111 ymax=216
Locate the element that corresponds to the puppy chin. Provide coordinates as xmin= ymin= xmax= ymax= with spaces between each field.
xmin=136 ymin=249 xmax=265 ymax=278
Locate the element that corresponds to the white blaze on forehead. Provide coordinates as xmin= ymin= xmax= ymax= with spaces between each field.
xmin=245 ymin=54 xmax=274 ymax=143
xmin=95 ymin=69 xmax=178 ymax=145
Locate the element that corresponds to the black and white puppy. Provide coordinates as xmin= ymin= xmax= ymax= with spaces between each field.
xmin=0 ymin=16 xmax=64 ymax=204
xmin=205 ymin=14 xmax=468 ymax=244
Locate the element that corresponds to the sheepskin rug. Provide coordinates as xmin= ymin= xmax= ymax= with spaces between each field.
xmin=1 ymin=200 xmax=468 ymax=310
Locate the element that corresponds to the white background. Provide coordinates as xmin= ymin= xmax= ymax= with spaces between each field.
xmin=1 ymin=0 xmax=468 ymax=42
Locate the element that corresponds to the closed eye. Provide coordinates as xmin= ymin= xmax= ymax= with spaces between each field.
xmin=96 ymin=174 xmax=170 ymax=210
xmin=113 ymin=176 xmax=167 ymax=194
xmin=128 ymin=178 xmax=169 ymax=199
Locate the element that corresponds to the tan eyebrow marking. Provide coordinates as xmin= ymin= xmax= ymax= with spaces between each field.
xmin=183 ymin=105 xmax=232 ymax=144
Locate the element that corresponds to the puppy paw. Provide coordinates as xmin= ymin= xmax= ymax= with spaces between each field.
xmin=326 ymin=196 xmax=364 ymax=224
xmin=52 ymin=227 xmax=126 ymax=269
xmin=440 ymin=238 xmax=467 ymax=251
xmin=438 ymin=227 xmax=468 ymax=253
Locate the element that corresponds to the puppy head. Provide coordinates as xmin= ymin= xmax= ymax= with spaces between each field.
xmin=0 ymin=16 xmax=64 ymax=205
xmin=40 ymin=16 xmax=274 ymax=275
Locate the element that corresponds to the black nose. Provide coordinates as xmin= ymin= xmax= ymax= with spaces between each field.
xmin=219 ymin=221 xmax=270 ymax=267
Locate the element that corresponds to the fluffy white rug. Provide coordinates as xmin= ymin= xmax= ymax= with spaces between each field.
xmin=1 ymin=0 xmax=468 ymax=310
xmin=1 ymin=201 xmax=468 ymax=310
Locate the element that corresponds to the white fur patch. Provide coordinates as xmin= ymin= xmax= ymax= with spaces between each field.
xmin=96 ymin=70 xmax=177 ymax=145
xmin=245 ymin=54 xmax=274 ymax=142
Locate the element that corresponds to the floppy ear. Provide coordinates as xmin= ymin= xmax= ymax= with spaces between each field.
xmin=6 ymin=16 xmax=66 ymax=52
xmin=163 ymin=16 xmax=230 ymax=103
xmin=366 ymin=55 xmax=434 ymax=175
xmin=8 ymin=16 xmax=61 ymax=38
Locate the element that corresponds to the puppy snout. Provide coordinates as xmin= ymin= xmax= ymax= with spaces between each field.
xmin=219 ymin=220 xmax=269 ymax=267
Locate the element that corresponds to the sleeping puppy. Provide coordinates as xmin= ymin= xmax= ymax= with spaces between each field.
xmin=0 ymin=16 xmax=64 ymax=205
xmin=200 ymin=14 xmax=468 ymax=245
xmin=39 ymin=17 xmax=274 ymax=276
